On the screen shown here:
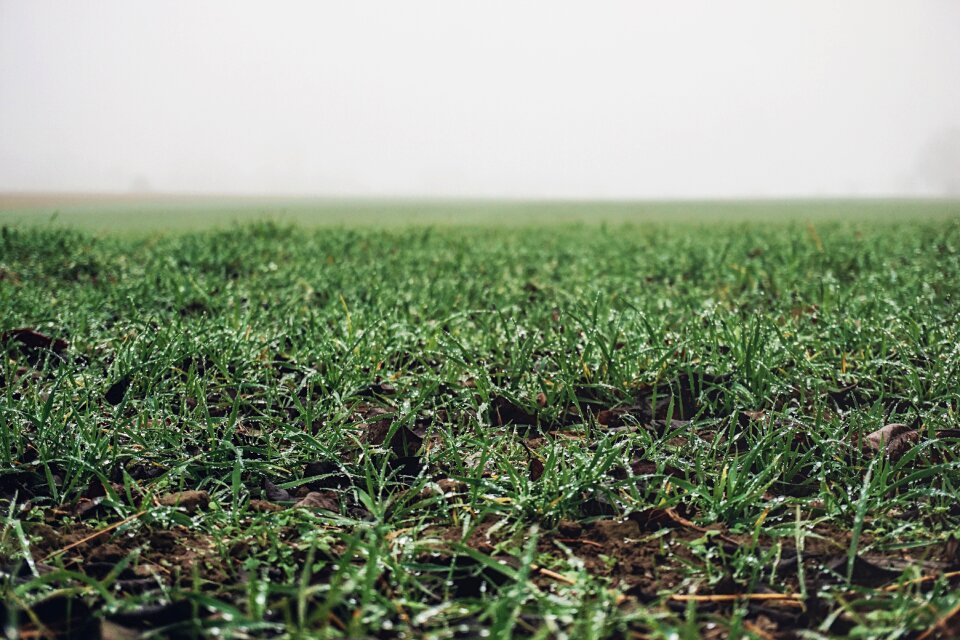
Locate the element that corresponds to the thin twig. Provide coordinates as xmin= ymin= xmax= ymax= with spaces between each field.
xmin=42 ymin=509 xmax=149 ymax=561
xmin=556 ymin=537 xmax=604 ymax=548
xmin=664 ymin=507 xmax=742 ymax=546
xmin=917 ymin=600 xmax=960 ymax=640
xmin=532 ymin=564 xmax=576 ymax=585
xmin=327 ymin=612 xmax=346 ymax=631
xmin=670 ymin=593 xmax=802 ymax=603
xmin=883 ymin=570 xmax=960 ymax=592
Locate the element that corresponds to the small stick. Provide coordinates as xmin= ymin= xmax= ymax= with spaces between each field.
xmin=883 ymin=570 xmax=960 ymax=592
xmin=670 ymin=593 xmax=802 ymax=603
xmin=555 ymin=537 xmax=604 ymax=548
xmin=42 ymin=509 xmax=149 ymax=561
xmin=327 ymin=612 xmax=346 ymax=631
xmin=916 ymin=600 xmax=960 ymax=640
xmin=664 ymin=508 xmax=741 ymax=546
xmin=532 ymin=564 xmax=576 ymax=585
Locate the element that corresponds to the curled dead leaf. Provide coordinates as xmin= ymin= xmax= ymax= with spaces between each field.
xmin=863 ymin=423 xmax=919 ymax=461
xmin=529 ymin=457 xmax=545 ymax=481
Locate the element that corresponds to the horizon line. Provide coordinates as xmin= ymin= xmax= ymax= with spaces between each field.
xmin=3 ymin=191 xmax=960 ymax=208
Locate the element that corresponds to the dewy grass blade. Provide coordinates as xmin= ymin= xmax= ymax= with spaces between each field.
xmin=848 ymin=457 xmax=877 ymax=584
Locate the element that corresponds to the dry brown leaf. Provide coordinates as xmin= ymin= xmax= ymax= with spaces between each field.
xmin=863 ymin=423 xmax=919 ymax=461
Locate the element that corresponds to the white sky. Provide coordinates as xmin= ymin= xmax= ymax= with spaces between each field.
xmin=1 ymin=1 xmax=959 ymax=198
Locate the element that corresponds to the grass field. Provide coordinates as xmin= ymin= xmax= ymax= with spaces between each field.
xmin=2 ymin=196 xmax=960 ymax=233
xmin=2 ymin=202 xmax=960 ymax=638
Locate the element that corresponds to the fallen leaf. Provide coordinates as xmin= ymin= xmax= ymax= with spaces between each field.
xmin=358 ymin=407 xmax=394 ymax=446
xmin=303 ymin=460 xmax=353 ymax=489
xmin=105 ymin=376 xmax=132 ymax=405
xmin=263 ymin=479 xmax=291 ymax=502
xmin=294 ymin=491 xmax=339 ymax=512
xmin=357 ymin=381 xmax=397 ymax=396
xmin=73 ymin=496 xmax=105 ymax=518
xmin=19 ymin=594 xmax=94 ymax=637
xmin=1 ymin=327 xmax=69 ymax=353
xmin=529 ymin=457 xmax=545 ymax=481
xmin=157 ymin=490 xmax=208 ymax=513
xmin=863 ymin=423 xmax=919 ymax=461
xmin=490 ymin=396 xmax=538 ymax=427
xmin=825 ymin=554 xmax=902 ymax=587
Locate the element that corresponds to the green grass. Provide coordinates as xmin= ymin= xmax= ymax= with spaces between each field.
xmin=2 ymin=197 xmax=959 ymax=233
xmin=1 ymin=208 xmax=960 ymax=638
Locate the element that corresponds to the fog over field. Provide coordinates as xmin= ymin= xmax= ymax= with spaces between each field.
xmin=2 ymin=0 xmax=959 ymax=199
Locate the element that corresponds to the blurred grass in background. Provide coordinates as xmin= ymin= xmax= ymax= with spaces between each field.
xmin=1 ymin=196 xmax=958 ymax=233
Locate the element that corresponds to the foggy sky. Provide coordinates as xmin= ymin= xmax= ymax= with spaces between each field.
xmin=2 ymin=1 xmax=959 ymax=198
